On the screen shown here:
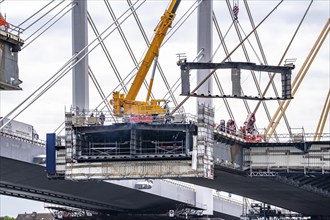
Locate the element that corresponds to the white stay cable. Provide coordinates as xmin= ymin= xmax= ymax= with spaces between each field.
xmin=162 ymin=0 xmax=202 ymax=46
xmin=11 ymin=0 xmax=56 ymax=31
xmin=21 ymin=0 xmax=65 ymax=32
xmin=0 ymin=0 xmax=145 ymax=130
xmin=23 ymin=2 xmax=75 ymax=49
xmin=162 ymin=49 xmax=204 ymax=102
xmin=95 ymin=1 xmax=201 ymax=112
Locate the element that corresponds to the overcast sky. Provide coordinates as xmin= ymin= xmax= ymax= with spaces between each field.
xmin=0 ymin=0 xmax=329 ymax=216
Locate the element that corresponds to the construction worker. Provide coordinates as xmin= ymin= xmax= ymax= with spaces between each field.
xmin=0 ymin=13 xmax=10 ymax=29
xmin=99 ymin=112 xmax=105 ymax=125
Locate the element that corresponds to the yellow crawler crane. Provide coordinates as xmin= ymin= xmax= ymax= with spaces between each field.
xmin=111 ymin=0 xmax=181 ymax=117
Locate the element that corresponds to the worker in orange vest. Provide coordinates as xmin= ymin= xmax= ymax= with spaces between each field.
xmin=0 ymin=13 xmax=10 ymax=28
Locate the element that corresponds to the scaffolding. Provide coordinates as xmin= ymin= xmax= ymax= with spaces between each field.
xmin=197 ymin=103 xmax=215 ymax=179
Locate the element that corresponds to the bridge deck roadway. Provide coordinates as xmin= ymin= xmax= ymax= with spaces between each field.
xmin=181 ymin=165 xmax=330 ymax=217
xmin=0 ymin=157 xmax=183 ymax=213
xmin=0 ymin=157 xmax=239 ymax=219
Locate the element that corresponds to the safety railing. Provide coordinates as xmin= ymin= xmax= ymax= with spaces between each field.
xmin=67 ymin=108 xmax=330 ymax=143
xmin=0 ymin=130 xmax=45 ymax=146
xmin=67 ymin=107 xmax=195 ymax=127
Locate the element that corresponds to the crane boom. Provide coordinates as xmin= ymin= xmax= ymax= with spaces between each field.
xmin=111 ymin=0 xmax=181 ymax=117
xmin=126 ymin=0 xmax=180 ymax=101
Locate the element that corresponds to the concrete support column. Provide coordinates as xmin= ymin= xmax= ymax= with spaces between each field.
xmin=196 ymin=185 xmax=214 ymax=215
xmin=72 ymin=0 xmax=89 ymax=110
xmin=197 ymin=0 xmax=213 ymax=108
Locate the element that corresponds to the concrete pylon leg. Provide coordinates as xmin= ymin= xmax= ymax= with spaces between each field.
xmin=72 ymin=0 xmax=89 ymax=111
xmin=197 ymin=0 xmax=213 ymax=108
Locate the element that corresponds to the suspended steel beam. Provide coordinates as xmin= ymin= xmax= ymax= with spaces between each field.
xmin=178 ymin=60 xmax=294 ymax=100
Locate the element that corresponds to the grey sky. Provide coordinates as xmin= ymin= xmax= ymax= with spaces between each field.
xmin=0 ymin=0 xmax=329 ymax=216
xmin=0 ymin=195 xmax=47 ymax=217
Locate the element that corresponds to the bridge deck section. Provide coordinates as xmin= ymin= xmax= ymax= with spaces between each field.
xmin=182 ymin=165 xmax=330 ymax=217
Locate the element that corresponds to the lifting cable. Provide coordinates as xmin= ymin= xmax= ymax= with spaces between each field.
xmin=127 ymin=0 xmax=178 ymax=107
xmin=250 ymin=0 xmax=314 ymax=136
xmin=170 ymin=0 xmax=284 ymax=116
xmin=0 ymin=1 xmax=145 ymax=129
xmin=23 ymin=2 xmax=75 ymax=50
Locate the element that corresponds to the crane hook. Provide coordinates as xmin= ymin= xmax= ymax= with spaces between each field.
xmin=232 ymin=0 xmax=239 ymax=21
